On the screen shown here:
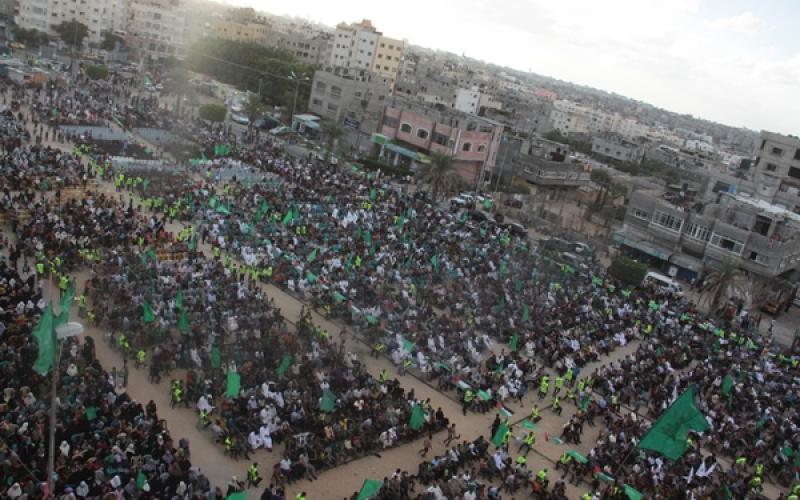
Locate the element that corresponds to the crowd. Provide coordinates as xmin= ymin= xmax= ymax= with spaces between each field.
xmin=3 ymin=72 xmax=800 ymax=500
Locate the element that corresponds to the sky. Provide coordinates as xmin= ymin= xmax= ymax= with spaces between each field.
xmin=228 ymin=0 xmax=800 ymax=134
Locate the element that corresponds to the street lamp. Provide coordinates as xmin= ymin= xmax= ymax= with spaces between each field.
xmin=287 ymin=72 xmax=310 ymax=126
xmin=47 ymin=321 xmax=85 ymax=496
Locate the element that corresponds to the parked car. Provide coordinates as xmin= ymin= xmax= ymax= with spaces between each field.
xmin=643 ymin=271 xmax=684 ymax=297
xmin=254 ymin=116 xmax=281 ymax=130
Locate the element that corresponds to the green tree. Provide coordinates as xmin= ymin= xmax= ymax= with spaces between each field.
xmin=198 ymin=104 xmax=227 ymax=123
xmin=185 ymin=38 xmax=314 ymax=109
xmin=100 ymin=31 xmax=125 ymax=51
xmin=11 ymin=26 xmax=49 ymax=47
xmin=53 ymin=21 xmax=88 ymax=49
xmin=242 ymin=94 xmax=266 ymax=129
xmin=163 ymin=65 xmax=192 ymax=115
xmin=699 ymin=259 xmax=748 ymax=314
xmin=320 ymin=120 xmax=345 ymax=164
xmin=608 ymin=255 xmax=648 ymax=286
xmin=85 ymin=65 xmax=109 ymax=80
xmin=418 ymin=152 xmax=459 ymax=202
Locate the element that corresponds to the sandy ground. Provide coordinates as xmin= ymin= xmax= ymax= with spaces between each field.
xmin=4 ymin=91 xmax=785 ymax=499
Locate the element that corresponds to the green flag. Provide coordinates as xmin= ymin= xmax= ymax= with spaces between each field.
xmin=320 ymin=389 xmax=336 ymax=412
xmin=188 ymin=235 xmax=197 ymax=252
xmin=370 ymin=188 xmax=377 ymax=200
xmin=211 ymin=347 xmax=221 ymax=368
xmin=282 ymin=209 xmax=294 ymax=225
xmin=637 ymin=387 xmax=710 ymax=460
xmin=306 ymin=271 xmax=317 ymax=284
xmin=178 ymin=309 xmax=190 ymax=334
xmin=509 ymin=333 xmax=518 ymax=352
xmin=276 ymin=354 xmax=292 ymax=377
xmin=722 ymin=375 xmax=734 ymax=396
xmin=135 ymin=471 xmax=147 ymax=491
xmin=491 ymin=422 xmax=510 ymax=447
xmin=521 ymin=419 xmax=537 ymax=430
xmin=85 ymin=406 xmax=98 ymax=421
xmin=225 ymin=371 xmax=240 ymax=398
xmin=60 ymin=279 xmax=75 ymax=314
xmin=356 ymin=479 xmax=382 ymax=500
xmin=32 ymin=304 xmax=56 ymax=375
xmin=306 ymin=248 xmax=318 ymax=262
xmin=226 ymin=492 xmax=247 ymax=500
xmin=333 ymin=291 xmax=347 ymax=303
xmin=522 ymin=305 xmax=529 ymax=322
xmin=431 ymin=255 xmax=439 ymax=273
xmin=143 ymin=300 xmax=156 ymax=323
xmin=409 ymin=404 xmax=426 ymax=431
xmin=175 ymin=291 xmax=184 ymax=310
xmin=624 ymin=485 xmax=643 ymax=500
xmin=215 ymin=204 xmax=231 ymax=215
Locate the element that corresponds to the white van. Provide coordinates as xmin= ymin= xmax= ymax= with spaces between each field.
xmin=644 ymin=272 xmax=683 ymax=296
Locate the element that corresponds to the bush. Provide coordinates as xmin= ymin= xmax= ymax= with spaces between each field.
xmin=608 ymin=255 xmax=648 ymax=286
xmin=198 ymin=104 xmax=227 ymax=123
xmin=85 ymin=65 xmax=108 ymax=80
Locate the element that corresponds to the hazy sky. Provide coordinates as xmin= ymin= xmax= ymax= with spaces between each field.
xmin=228 ymin=0 xmax=799 ymax=134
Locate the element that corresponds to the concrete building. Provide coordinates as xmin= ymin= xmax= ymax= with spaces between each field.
xmin=328 ymin=20 xmax=405 ymax=88
xmin=454 ymin=87 xmax=480 ymax=114
xmin=15 ymin=0 xmax=127 ymax=45
xmin=270 ymin=32 xmax=330 ymax=66
xmin=751 ymin=131 xmax=800 ymax=210
xmin=0 ymin=0 xmax=17 ymax=19
xmin=376 ymin=97 xmax=503 ymax=183
xmin=614 ymin=189 xmax=800 ymax=282
xmin=307 ymin=69 xmax=391 ymax=153
xmin=210 ymin=18 xmax=269 ymax=44
xmin=591 ymin=135 xmax=645 ymax=164
xmin=372 ymin=34 xmax=405 ymax=83
xmin=505 ymin=138 xmax=591 ymax=199
xmin=127 ymin=0 xmax=189 ymax=60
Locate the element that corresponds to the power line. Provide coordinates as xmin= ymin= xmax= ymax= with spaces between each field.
xmin=188 ymin=51 xmax=313 ymax=88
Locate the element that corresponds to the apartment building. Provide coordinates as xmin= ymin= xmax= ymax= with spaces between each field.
xmin=591 ymin=135 xmax=645 ymax=164
xmin=307 ymin=69 xmax=390 ymax=127
xmin=127 ymin=0 xmax=189 ymax=60
xmin=376 ymin=97 xmax=503 ymax=182
xmin=751 ymin=131 xmax=800 ymax=211
xmin=210 ymin=18 xmax=269 ymax=44
xmin=328 ymin=19 xmax=406 ymax=88
xmin=15 ymin=0 xmax=127 ymax=45
xmin=614 ymin=190 xmax=800 ymax=281
xmin=269 ymin=32 xmax=330 ymax=66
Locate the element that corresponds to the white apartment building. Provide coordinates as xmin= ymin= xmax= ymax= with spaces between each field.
xmin=454 ymin=87 xmax=480 ymax=114
xmin=551 ymin=100 xmax=647 ymax=139
xmin=127 ymin=0 xmax=189 ymax=60
xmin=328 ymin=19 xmax=406 ymax=87
xmin=16 ymin=0 xmax=128 ymax=45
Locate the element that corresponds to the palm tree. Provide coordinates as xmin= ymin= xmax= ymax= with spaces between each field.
xmin=242 ymin=94 xmax=266 ymax=131
xmin=418 ymin=152 xmax=459 ymax=201
xmin=320 ymin=121 xmax=345 ymax=164
xmin=699 ymin=259 xmax=749 ymax=315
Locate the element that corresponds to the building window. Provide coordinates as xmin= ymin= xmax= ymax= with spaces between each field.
xmin=433 ymin=133 xmax=448 ymax=146
xmin=462 ymin=142 xmax=472 ymax=152
xmin=709 ymin=233 xmax=744 ymax=255
xmin=795 ymin=149 xmax=800 ymax=160
xmin=766 ymin=163 xmax=778 ymax=172
xmin=477 ymin=144 xmax=487 ymax=152
xmin=686 ymin=223 xmax=711 ymax=242
xmin=417 ymin=129 xmax=429 ymax=139
xmin=399 ymin=123 xmax=412 ymax=133
xmin=329 ymin=86 xmax=342 ymax=98
xmin=771 ymin=146 xmax=784 ymax=156
xmin=312 ymin=98 xmax=323 ymax=106
xmin=383 ymin=116 xmax=398 ymax=128
xmin=327 ymin=103 xmax=338 ymax=112
xmin=789 ymin=167 xmax=800 ymax=180
xmin=630 ymin=208 xmax=650 ymax=221
xmin=652 ymin=210 xmax=684 ymax=232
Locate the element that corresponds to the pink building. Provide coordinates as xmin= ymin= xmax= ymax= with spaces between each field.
xmin=533 ymin=88 xmax=558 ymax=101
xmin=374 ymin=101 xmax=503 ymax=184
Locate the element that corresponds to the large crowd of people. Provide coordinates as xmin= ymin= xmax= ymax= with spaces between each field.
xmin=2 ymin=67 xmax=800 ymax=500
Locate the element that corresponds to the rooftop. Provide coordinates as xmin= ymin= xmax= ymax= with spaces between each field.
xmin=729 ymin=193 xmax=800 ymax=223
